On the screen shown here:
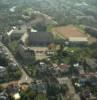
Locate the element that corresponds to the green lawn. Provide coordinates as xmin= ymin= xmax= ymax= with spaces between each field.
xmin=36 ymin=94 xmax=48 ymax=100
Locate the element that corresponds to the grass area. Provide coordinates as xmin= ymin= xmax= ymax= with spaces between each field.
xmin=8 ymin=40 xmax=19 ymax=55
xmin=23 ymin=8 xmax=33 ymax=15
xmin=36 ymin=94 xmax=48 ymax=100
xmin=76 ymin=25 xmax=86 ymax=34
xmin=54 ymin=33 xmax=64 ymax=40
xmin=36 ymin=94 xmax=61 ymax=100
xmin=47 ymin=25 xmax=64 ymax=40
xmin=47 ymin=25 xmax=53 ymax=32
xmin=64 ymin=47 xmax=81 ymax=52
xmin=25 ymin=65 xmax=37 ymax=77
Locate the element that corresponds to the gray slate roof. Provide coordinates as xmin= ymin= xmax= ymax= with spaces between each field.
xmin=29 ymin=32 xmax=54 ymax=44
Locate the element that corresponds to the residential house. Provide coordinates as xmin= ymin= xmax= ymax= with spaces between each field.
xmin=0 ymin=66 xmax=7 ymax=78
xmin=18 ymin=44 xmax=35 ymax=60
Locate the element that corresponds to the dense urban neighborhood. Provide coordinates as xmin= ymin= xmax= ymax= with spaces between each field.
xmin=0 ymin=0 xmax=97 ymax=100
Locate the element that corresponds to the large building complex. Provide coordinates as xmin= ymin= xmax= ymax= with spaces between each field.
xmin=28 ymin=31 xmax=54 ymax=46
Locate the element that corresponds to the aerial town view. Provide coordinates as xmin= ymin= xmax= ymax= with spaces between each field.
xmin=0 ymin=0 xmax=97 ymax=100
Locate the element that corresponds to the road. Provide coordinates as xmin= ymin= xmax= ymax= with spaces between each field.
xmin=18 ymin=67 xmax=32 ymax=83
xmin=0 ymin=42 xmax=32 ymax=86
xmin=62 ymin=77 xmax=80 ymax=100
xmin=0 ymin=42 xmax=81 ymax=100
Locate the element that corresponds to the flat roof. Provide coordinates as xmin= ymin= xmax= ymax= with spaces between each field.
xmin=52 ymin=25 xmax=87 ymax=39
xmin=69 ymin=37 xmax=88 ymax=42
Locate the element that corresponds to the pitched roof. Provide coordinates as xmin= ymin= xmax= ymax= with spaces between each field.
xmin=29 ymin=32 xmax=54 ymax=43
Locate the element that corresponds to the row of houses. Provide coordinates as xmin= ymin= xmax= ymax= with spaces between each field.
xmin=0 ymin=42 xmax=19 ymax=79
xmin=0 ymin=77 xmax=74 ymax=100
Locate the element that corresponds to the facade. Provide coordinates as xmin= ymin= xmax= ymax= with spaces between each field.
xmin=18 ymin=44 xmax=35 ymax=60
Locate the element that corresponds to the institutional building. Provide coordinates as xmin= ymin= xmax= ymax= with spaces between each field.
xmin=28 ymin=31 xmax=54 ymax=46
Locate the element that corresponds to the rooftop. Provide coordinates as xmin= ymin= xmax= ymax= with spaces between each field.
xmin=29 ymin=32 xmax=54 ymax=44
xmin=0 ymin=66 xmax=6 ymax=71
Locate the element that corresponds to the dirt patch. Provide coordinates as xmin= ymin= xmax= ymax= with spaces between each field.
xmin=52 ymin=25 xmax=87 ymax=39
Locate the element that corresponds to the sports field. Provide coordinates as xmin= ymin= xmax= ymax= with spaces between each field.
xmin=52 ymin=25 xmax=87 ymax=39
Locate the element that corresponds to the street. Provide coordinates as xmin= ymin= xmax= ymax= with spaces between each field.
xmin=0 ymin=42 xmax=32 ymax=86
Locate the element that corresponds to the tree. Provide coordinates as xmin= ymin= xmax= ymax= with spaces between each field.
xmin=33 ymin=23 xmax=47 ymax=31
xmin=0 ymin=85 xmax=4 ymax=92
